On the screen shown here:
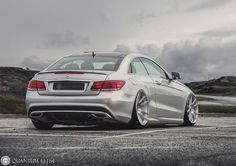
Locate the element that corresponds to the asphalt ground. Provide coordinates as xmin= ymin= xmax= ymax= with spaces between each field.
xmin=0 ymin=115 xmax=236 ymax=166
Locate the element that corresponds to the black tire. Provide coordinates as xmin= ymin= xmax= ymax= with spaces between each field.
xmin=183 ymin=94 xmax=198 ymax=126
xmin=32 ymin=120 xmax=54 ymax=130
xmin=129 ymin=91 xmax=148 ymax=128
xmin=129 ymin=108 xmax=143 ymax=129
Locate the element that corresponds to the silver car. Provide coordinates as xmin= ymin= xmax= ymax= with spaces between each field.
xmin=25 ymin=52 xmax=198 ymax=129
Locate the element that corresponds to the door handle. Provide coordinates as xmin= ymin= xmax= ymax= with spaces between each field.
xmin=154 ymin=80 xmax=162 ymax=85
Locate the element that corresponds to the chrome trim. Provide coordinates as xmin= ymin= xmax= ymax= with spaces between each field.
xmin=30 ymin=112 xmax=43 ymax=118
xmin=29 ymin=110 xmax=113 ymax=119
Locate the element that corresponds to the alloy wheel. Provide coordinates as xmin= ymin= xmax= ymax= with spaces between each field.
xmin=186 ymin=95 xmax=199 ymax=124
xmin=135 ymin=91 xmax=149 ymax=126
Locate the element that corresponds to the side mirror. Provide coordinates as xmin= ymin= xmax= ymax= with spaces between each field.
xmin=171 ymin=72 xmax=181 ymax=80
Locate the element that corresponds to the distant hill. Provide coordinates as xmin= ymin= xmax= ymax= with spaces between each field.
xmin=0 ymin=67 xmax=38 ymax=97
xmin=1 ymin=67 xmax=236 ymax=97
xmin=0 ymin=67 xmax=236 ymax=114
xmin=185 ymin=76 xmax=236 ymax=96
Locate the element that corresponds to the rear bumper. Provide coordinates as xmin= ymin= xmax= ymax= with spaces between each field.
xmin=25 ymin=90 xmax=135 ymax=124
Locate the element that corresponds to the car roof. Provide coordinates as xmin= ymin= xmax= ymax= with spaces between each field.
xmin=68 ymin=52 xmax=127 ymax=58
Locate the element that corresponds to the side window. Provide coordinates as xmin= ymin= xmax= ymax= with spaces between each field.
xmin=129 ymin=58 xmax=148 ymax=75
xmin=60 ymin=60 xmax=82 ymax=70
xmin=140 ymin=58 xmax=167 ymax=78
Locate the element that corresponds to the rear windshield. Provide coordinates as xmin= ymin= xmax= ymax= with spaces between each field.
xmin=47 ymin=55 xmax=123 ymax=71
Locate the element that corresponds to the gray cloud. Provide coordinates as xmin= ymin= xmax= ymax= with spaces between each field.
xmin=113 ymin=44 xmax=131 ymax=53
xmin=43 ymin=31 xmax=89 ymax=48
xmin=133 ymin=13 xmax=155 ymax=25
xmin=199 ymin=28 xmax=236 ymax=37
xmin=129 ymin=38 xmax=236 ymax=82
xmin=136 ymin=44 xmax=161 ymax=59
xmin=98 ymin=12 xmax=110 ymax=24
xmin=1 ymin=0 xmax=236 ymax=76
xmin=21 ymin=56 xmax=53 ymax=70
xmin=187 ymin=0 xmax=232 ymax=11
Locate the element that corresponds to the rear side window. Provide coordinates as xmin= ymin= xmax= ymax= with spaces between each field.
xmin=48 ymin=55 xmax=123 ymax=71
xmin=129 ymin=58 xmax=148 ymax=75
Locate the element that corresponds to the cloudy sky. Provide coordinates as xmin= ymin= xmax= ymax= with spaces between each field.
xmin=1 ymin=0 xmax=236 ymax=82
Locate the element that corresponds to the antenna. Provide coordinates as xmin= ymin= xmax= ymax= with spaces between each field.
xmin=92 ymin=51 xmax=96 ymax=58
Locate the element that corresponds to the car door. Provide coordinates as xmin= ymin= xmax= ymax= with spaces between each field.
xmin=140 ymin=57 xmax=185 ymax=119
xmin=128 ymin=58 xmax=157 ymax=118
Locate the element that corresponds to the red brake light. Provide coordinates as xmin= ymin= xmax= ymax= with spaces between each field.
xmin=54 ymin=72 xmax=84 ymax=74
xmin=27 ymin=80 xmax=46 ymax=91
xmin=91 ymin=80 xmax=125 ymax=91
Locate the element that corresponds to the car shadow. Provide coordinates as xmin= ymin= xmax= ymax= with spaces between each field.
xmin=50 ymin=124 xmax=181 ymax=131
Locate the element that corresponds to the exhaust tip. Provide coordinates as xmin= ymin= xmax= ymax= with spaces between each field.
xmin=92 ymin=113 xmax=112 ymax=119
xmin=30 ymin=112 xmax=43 ymax=118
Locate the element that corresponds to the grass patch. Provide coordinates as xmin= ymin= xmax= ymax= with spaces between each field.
xmin=199 ymin=105 xmax=236 ymax=113
xmin=0 ymin=96 xmax=26 ymax=114
xmin=197 ymin=93 xmax=236 ymax=97
xmin=196 ymin=96 xmax=214 ymax=101
xmin=196 ymin=85 xmax=236 ymax=96
xmin=0 ymin=95 xmax=235 ymax=114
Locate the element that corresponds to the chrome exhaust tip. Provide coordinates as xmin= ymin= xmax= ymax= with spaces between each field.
xmin=92 ymin=113 xmax=112 ymax=119
xmin=30 ymin=112 xmax=43 ymax=118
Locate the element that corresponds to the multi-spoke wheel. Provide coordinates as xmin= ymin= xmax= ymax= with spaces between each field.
xmin=130 ymin=90 xmax=149 ymax=127
xmin=183 ymin=94 xmax=199 ymax=126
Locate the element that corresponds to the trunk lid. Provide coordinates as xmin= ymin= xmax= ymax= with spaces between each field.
xmin=36 ymin=70 xmax=111 ymax=96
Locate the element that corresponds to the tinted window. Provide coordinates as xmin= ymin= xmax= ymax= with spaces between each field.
xmin=140 ymin=58 xmax=167 ymax=78
xmin=129 ymin=58 xmax=148 ymax=75
xmin=48 ymin=55 xmax=123 ymax=71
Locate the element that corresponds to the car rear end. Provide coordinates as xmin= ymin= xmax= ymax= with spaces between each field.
xmin=25 ymin=53 xmax=134 ymax=126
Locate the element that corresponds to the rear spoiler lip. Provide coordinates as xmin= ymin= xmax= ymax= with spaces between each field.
xmin=37 ymin=70 xmax=107 ymax=75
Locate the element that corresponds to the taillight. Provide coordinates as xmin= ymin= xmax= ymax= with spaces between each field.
xmin=54 ymin=72 xmax=84 ymax=74
xmin=91 ymin=80 xmax=125 ymax=91
xmin=27 ymin=80 xmax=46 ymax=91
